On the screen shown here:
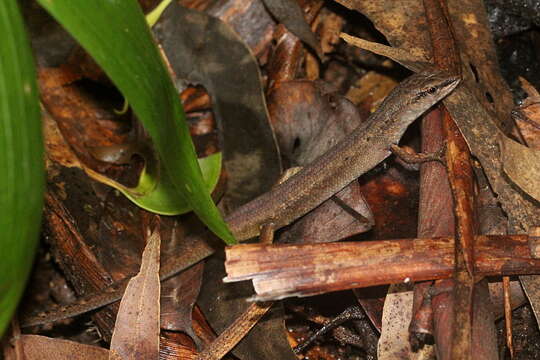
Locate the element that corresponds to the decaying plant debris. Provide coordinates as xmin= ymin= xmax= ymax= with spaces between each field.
xmin=5 ymin=0 xmax=540 ymax=359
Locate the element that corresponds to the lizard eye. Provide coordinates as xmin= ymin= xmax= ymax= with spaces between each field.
xmin=426 ymin=87 xmax=437 ymax=94
xmin=413 ymin=92 xmax=427 ymax=101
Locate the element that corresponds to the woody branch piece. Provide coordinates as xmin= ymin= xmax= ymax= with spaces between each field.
xmin=224 ymin=235 xmax=540 ymax=301
xmin=422 ymin=0 xmax=483 ymax=358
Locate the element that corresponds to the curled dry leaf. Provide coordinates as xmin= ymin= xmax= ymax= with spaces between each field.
xmin=269 ymin=80 xmax=360 ymax=165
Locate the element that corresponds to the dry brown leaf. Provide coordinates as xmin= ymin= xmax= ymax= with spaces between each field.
xmin=513 ymin=77 xmax=540 ymax=148
xmin=109 ymin=230 xmax=161 ymax=360
xmin=154 ymin=3 xmax=282 ymax=207
xmin=160 ymin=262 xmax=204 ymax=342
xmin=278 ymin=182 xmax=374 ymax=244
xmin=262 ymin=0 xmax=323 ymax=58
xmin=500 ymin=135 xmax=540 ymax=203
xmin=18 ymin=335 xmax=109 ymax=360
xmin=268 ymin=80 xmax=374 ymax=243
xmin=345 ymin=71 xmax=398 ymax=109
xmin=340 ymin=33 xmax=428 ymax=72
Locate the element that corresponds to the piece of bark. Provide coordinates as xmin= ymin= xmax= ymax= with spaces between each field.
xmin=159 ymin=336 xmax=197 ymax=360
xmin=471 ymin=279 xmax=498 ymax=360
xmin=414 ymin=104 xmax=454 ymax=356
xmin=409 ymin=281 xmax=433 ymax=339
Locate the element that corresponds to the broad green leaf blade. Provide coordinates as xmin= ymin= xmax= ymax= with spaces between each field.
xmin=0 ymin=0 xmax=44 ymax=336
xmin=37 ymin=0 xmax=235 ymax=244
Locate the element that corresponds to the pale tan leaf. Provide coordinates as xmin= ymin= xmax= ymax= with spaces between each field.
xmin=18 ymin=334 xmax=108 ymax=360
xmin=378 ymin=284 xmax=434 ymax=360
xmin=109 ymin=230 xmax=161 ymax=360
xmin=500 ymin=135 xmax=540 ymax=203
xmin=340 ymin=33 xmax=428 ymax=72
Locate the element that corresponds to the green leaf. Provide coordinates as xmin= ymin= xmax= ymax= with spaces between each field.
xmin=88 ymin=153 xmax=222 ymax=215
xmin=146 ymin=0 xmax=173 ymax=27
xmin=37 ymin=0 xmax=235 ymax=244
xmin=126 ymin=153 xmax=222 ymax=215
xmin=0 ymin=0 xmax=45 ymax=336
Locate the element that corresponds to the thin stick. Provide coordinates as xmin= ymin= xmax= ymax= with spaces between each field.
xmin=195 ymin=302 xmax=274 ymax=360
xmin=196 ymin=223 xmax=276 ymax=360
xmin=503 ymin=276 xmax=514 ymax=359
xmin=293 ymin=305 xmax=364 ymax=354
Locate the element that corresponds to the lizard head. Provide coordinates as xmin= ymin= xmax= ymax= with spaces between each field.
xmin=374 ymin=69 xmax=460 ymax=131
xmin=403 ymin=69 xmax=460 ymax=110
xmin=371 ymin=68 xmax=460 ymax=139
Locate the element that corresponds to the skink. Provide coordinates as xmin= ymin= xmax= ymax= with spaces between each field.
xmin=22 ymin=69 xmax=459 ymax=327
